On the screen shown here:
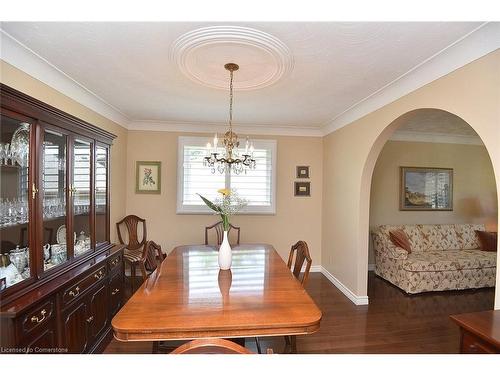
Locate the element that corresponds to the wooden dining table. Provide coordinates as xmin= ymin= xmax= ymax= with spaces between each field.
xmin=112 ymin=243 xmax=322 ymax=342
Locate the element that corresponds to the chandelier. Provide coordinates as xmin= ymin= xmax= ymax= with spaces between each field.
xmin=204 ymin=63 xmax=256 ymax=175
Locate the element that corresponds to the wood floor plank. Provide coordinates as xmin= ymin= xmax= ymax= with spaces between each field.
xmin=104 ymin=272 xmax=494 ymax=354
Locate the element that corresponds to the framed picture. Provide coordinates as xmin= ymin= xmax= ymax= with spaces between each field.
xmin=294 ymin=181 xmax=311 ymax=197
xmin=296 ymin=166 xmax=310 ymax=179
xmin=136 ymin=161 xmax=161 ymax=194
xmin=400 ymin=167 xmax=453 ymax=211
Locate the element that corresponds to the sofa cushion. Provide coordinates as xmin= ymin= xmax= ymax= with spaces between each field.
xmin=475 ymin=230 xmax=498 ymax=252
xmin=455 ymin=224 xmax=485 ymax=249
xmin=420 ymin=224 xmax=461 ymax=251
xmin=402 ymin=250 xmax=497 ymax=272
xmin=389 ymin=230 xmax=412 ymax=253
xmin=379 ymin=225 xmax=427 ymax=252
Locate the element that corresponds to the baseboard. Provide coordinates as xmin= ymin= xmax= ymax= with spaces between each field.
xmin=310 ymin=265 xmax=322 ymax=272
xmin=319 ymin=266 xmax=369 ymax=305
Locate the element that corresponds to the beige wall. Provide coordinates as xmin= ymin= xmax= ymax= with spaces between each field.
xmin=369 ymin=140 xmax=498 ymax=264
xmin=322 ymin=49 xmax=500 ymax=307
xmin=125 ymin=131 xmax=323 ymax=264
xmin=0 ymin=61 xmax=128 ymax=242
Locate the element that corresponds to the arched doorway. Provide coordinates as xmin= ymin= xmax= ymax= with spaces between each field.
xmin=363 ymin=108 xmax=498 ymax=298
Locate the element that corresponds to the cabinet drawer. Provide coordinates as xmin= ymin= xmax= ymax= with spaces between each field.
xmin=16 ymin=298 xmax=55 ymax=339
xmin=62 ymin=266 xmax=107 ymax=306
xmin=109 ymin=271 xmax=123 ymax=316
xmin=462 ymin=331 xmax=498 ymax=354
xmin=108 ymin=252 xmax=123 ymax=274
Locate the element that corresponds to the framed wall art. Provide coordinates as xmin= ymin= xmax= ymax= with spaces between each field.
xmin=294 ymin=181 xmax=311 ymax=197
xmin=296 ymin=166 xmax=310 ymax=179
xmin=400 ymin=167 xmax=453 ymax=211
xmin=136 ymin=161 xmax=161 ymax=194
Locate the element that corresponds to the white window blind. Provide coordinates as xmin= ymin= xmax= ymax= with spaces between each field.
xmin=177 ymin=136 xmax=276 ymax=214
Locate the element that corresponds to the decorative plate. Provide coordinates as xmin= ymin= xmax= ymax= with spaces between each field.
xmin=10 ymin=122 xmax=30 ymax=167
xmin=56 ymin=225 xmax=66 ymax=244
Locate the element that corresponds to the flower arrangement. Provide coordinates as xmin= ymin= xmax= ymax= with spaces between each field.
xmin=198 ymin=189 xmax=247 ymax=231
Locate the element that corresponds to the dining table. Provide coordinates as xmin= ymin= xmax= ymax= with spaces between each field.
xmin=111 ymin=243 xmax=322 ymax=343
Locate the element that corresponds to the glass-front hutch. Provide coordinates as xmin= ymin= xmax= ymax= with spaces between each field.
xmin=0 ymin=85 xmax=112 ymax=297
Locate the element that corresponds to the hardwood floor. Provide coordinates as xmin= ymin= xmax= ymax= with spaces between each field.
xmin=104 ymin=272 xmax=495 ymax=354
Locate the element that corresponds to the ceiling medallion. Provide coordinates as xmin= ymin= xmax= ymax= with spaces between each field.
xmin=204 ymin=63 xmax=256 ymax=175
xmin=171 ymin=26 xmax=294 ymax=90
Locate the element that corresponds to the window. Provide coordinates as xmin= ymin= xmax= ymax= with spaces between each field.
xmin=177 ymin=136 xmax=276 ymax=214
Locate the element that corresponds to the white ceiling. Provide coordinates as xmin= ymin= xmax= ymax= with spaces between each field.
xmin=0 ymin=22 xmax=493 ymax=134
xmin=391 ymin=109 xmax=483 ymax=145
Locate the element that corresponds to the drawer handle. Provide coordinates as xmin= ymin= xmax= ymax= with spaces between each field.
xmin=86 ymin=316 xmax=94 ymax=324
xmin=111 ymin=288 xmax=120 ymax=295
xmin=111 ymin=258 xmax=120 ymax=267
xmin=30 ymin=309 xmax=47 ymax=324
xmin=69 ymin=286 xmax=80 ymax=298
xmin=94 ymin=270 xmax=104 ymax=280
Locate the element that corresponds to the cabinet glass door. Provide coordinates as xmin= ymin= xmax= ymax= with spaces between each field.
xmin=72 ymin=139 xmax=92 ymax=257
xmin=95 ymin=146 xmax=108 ymax=246
xmin=0 ymin=113 xmax=32 ymax=289
xmin=41 ymin=129 xmax=68 ymax=272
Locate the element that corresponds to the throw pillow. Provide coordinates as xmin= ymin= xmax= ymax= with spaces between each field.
xmin=475 ymin=230 xmax=498 ymax=252
xmin=389 ymin=229 xmax=412 ymax=253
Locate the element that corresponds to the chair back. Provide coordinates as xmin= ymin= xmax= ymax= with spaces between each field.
xmin=205 ymin=221 xmax=240 ymax=246
xmin=287 ymin=241 xmax=312 ymax=287
xmin=140 ymin=240 xmax=165 ymax=280
xmin=171 ymin=338 xmax=252 ymax=354
xmin=116 ymin=215 xmax=147 ymax=250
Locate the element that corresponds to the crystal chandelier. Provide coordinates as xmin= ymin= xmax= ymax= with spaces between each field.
xmin=204 ymin=63 xmax=256 ymax=175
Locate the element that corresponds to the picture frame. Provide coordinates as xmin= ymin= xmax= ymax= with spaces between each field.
xmin=136 ymin=161 xmax=161 ymax=194
xmin=400 ymin=166 xmax=453 ymax=211
xmin=294 ymin=181 xmax=311 ymax=197
xmin=296 ymin=166 xmax=310 ymax=179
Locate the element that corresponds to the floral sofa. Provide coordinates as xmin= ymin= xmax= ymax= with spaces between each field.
xmin=371 ymin=224 xmax=497 ymax=294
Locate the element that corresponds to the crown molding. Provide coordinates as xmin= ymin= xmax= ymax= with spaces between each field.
xmin=2 ymin=24 xmax=499 ymax=138
xmin=0 ymin=28 xmax=130 ymax=127
xmin=390 ymin=130 xmax=483 ymax=145
xmin=322 ymin=22 xmax=500 ymax=136
xmin=127 ymin=120 xmax=323 ymax=137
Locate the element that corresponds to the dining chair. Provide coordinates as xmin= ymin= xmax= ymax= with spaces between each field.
xmin=171 ymin=338 xmax=264 ymax=354
xmin=204 ymin=221 xmax=241 ymax=246
xmin=116 ymin=215 xmax=147 ymax=290
xmin=285 ymin=240 xmax=313 ymax=353
xmin=255 ymin=241 xmax=313 ymax=354
xmin=139 ymin=240 xmax=165 ymax=281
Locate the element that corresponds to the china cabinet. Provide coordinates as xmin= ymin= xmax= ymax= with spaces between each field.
xmin=0 ymin=84 xmax=125 ymax=353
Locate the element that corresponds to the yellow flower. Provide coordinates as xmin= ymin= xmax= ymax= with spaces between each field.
xmin=218 ymin=188 xmax=231 ymax=196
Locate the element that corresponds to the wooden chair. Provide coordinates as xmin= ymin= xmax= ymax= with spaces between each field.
xmin=116 ymin=215 xmax=147 ymax=290
xmin=170 ymin=338 xmax=255 ymax=354
xmin=254 ymin=241 xmax=313 ymax=354
xmin=285 ymin=240 xmax=313 ymax=353
xmin=205 ymin=221 xmax=240 ymax=246
xmin=139 ymin=240 xmax=165 ymax=281
xmin=287 ymin=240 xmax=313 ymax=287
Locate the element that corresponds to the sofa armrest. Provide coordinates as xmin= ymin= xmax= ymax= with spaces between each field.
xmin=387 ymin=245 xmax=409 ymax=260
xmin=372 ymin=231 xmax=409 ymax=260
xmin=377 ymin=243 xmax=409 ymax=260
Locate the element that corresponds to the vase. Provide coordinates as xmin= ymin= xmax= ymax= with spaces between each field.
xmin=218 ymin=231 xmax=232 ymax=270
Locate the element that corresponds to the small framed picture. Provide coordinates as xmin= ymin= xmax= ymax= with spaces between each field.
xmin=400 ymin=166 xmax=453 ymax=210
xmin=136 ymin=161 xmax=161 ymax=194
xmin=294 ymin=181 xmax=311 ymax=197
xmin=296 ymin=166 xmax=310 ymax=179
xmin=0 ymin=277 xmax=6 ymax=291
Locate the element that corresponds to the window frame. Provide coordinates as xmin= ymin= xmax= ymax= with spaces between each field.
xmin=177 ymin=136 xmax=277 ymax=215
